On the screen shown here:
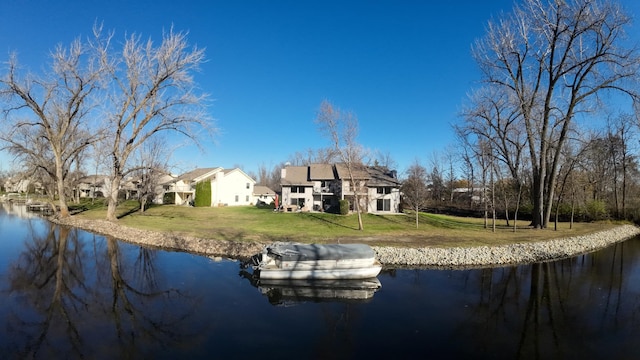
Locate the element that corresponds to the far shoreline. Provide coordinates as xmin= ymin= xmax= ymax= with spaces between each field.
xmin=50 ymin=216 xmax=640 ymax=269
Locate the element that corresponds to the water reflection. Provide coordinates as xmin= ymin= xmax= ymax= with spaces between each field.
xmin=241 ymin=274 xmax=382 ymax=305
xmin=380 ymin=240 xmax=640 ymax=359
xmin=2 ymin=206 xmax=640 ymax=359
xmin=3 ymin=219 xmax=199 ymax=359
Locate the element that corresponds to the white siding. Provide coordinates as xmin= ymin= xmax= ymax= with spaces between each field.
xmin=210 ymin=170 xmax=255 ymax=206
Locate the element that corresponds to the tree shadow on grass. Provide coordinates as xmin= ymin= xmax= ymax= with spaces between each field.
xmin=370 ymin=213 xmax=409 ymax=226
xmin=305 ymin=213 xmax=360 ymax=231
xmin=117 ymin=206 xmax=141 ymax=219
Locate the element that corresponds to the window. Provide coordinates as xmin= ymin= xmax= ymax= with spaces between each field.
xmin=246 ymin=182 xmax=250 ymax=189
xmin=235 ymin=195 xmax=239 ymax=202
xmin=377 ymin=199 xmax=391 ymax=211
xmin=291 ymin=186 xmax=305 ymax=193
xmin=246 ymin=195 xmax=249 ymax=202
xmin=291 ymin=198 xmax=305 ymax=207
xmin=377 ymin=187 xmax=391 ymax=194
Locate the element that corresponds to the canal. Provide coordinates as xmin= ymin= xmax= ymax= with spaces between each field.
xmin=1 ymin=203 xmax=640 ymax=359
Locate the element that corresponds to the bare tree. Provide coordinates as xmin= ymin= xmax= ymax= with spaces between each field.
xmin=131 ymin=137 xmax=170 ymax=213
xmin=428 ymin=151 xmax=445 ymax=203
xmin=373 ymin=150 xmax=398 ymax=171
xmin=606 ymin=113 xmax=636 ymax=219
xmin=95 ymin=26 xmax=213 ymax=221
xmin=402 ymin=160 xmax=429 ymax=228
xmin=287 ymin=147 xmax=337 ymax=166
xmin=315 ymin=100 xmax=365 ymax=230
xmin=256 ymin=161 xmax=285 ymax=193
xmin=472 ymin=0 xmax=640 ymax=228
xmin=0 ymin=38 xmax=106 ymax=217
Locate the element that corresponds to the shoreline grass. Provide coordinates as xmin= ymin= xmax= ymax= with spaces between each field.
xmin=70 ymin=201 xmax=624 ymax=248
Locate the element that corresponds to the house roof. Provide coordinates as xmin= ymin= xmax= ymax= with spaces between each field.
xmin=309 ymin=163 xmax=336 ymax=180
xmin=253 ymin=185 xmax=275 ymax=195
xmin=176 ymin=167 xmax=222 ymax=182
xmin=281 ymin=166 xmax=313 ymax=186
xmin=335 ymin=163 xmax=370 ymax=180
xmin=223 ymin=168 xmax=257 ymax=183
xmin=366 ymin=166 xmax=401 ymax=187
xmin=78 ymin=175 xmax=108 ymax=185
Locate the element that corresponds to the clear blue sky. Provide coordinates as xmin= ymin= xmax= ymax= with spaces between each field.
xmin=1 ymin=0 xmax=639 ymax=176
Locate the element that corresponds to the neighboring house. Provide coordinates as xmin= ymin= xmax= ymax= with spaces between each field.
xmin=253 ymin=185 xmax=276 ymax=206
xmin=365 ymin=166 xmax=402 ymax=213
xmin=4 ymin=178 xmax=31 ymax=193
xmin=75 ymin=175 xmax=110 ymax=198
xmin=163 ymin=167 xmax=257 ymax=206
xmin=3 ymin=177 xmax=44 ymax=194
xmin=280 ymin=166 xmax=314 ymax=211
xmin=280 ymin=163 xmax=401 ymax=213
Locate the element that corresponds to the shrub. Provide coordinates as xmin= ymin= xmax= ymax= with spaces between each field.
xmin=585 ymin=200 xmax=608 ymax=221
xmin=163 ymin=192 xmax=175 ymax=204
xmin=339 ymin=199 xmax=349 ymax=215
xmin=194 ymin=181 xmax=212 ymax=207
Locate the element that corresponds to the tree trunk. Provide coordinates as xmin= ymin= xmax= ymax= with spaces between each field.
xmin=55 ymin=160 xmax=70 ymax=218
xmin=531 ymin=170 xmax=544 ymax=229
xmin=106 ymin=175 xmax=122 ymax=221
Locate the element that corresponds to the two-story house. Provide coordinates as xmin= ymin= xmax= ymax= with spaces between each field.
xmin=280 ymin=163 xmax=401 ymax=213
xmin=163 ymin=167 xmax=256 ymax=206
xmin=280 ymin=166 xmax=313 ymax=211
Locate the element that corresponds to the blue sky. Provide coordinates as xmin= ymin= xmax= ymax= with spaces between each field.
xmin=1 ymin=0 xmax=639 ymax=176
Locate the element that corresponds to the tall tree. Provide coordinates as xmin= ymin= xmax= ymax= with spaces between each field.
xmin=402 ymin=160 xmax=429 ymax=228
xmin=606 ymin=113 xmax=635 ymax=219
xmin=131 ymin=137 xmax=170 ymax=213
xmin=472 ymin=0 xmax=640 ymax=228
xmin=315 ymin=100 xmax=365 ymax=230
xmin=0 ymin=37 xmax=106 ymax=217
xmin=96 ymin=27 xmax=213 ymax=221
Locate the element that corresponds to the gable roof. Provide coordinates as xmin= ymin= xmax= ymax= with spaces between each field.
xmin=366 ymin=166 xmax=401 ymax=187
xmin=253 ymin=185 xmax=275 ymax=195
xmin=77 ymin=175 xmax=109 ymax=185
xmin=281 ymin=166 xmax=313 ymax=186
xmin=223 ymin=168 xmax=257 ymax=183
xmin=335 ymin=163 xmax=370 ymax=180
xmin=177 ymin=167 xmax=222 ymax=182
xmin=309 ymin=163 xmax=336 ymax=180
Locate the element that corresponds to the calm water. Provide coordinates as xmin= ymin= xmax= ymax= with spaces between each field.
xmin=2 ymin=203 xmax=640 ymax=359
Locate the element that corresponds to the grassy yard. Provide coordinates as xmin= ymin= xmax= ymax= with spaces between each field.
xmin=70 ymin=201 xmax=623 ymax=248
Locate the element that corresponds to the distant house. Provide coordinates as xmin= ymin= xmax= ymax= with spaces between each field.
xmin=3 ymin=178 xmax=32 ymax=193
xmin=253 ymin=185 xmax=276 ymax=206
xmin=75 ymin=175 xmax=110 ymax=198
xmin=3 ymin=177 xmax=44 ymax=194
xmin=162 ymin=167 xmax=256 ymax=206
xmin=280 ymin=163 xmax=401 ymax=213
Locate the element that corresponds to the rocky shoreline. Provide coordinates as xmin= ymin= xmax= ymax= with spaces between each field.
xmin=52 ymin=216 xmax=640 ymax=269
xmin=373 ymin=224 xmax=640 ymax=268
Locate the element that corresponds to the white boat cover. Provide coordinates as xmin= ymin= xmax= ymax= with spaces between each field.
xmin=267 ymin=244 xmax=376 ymax=262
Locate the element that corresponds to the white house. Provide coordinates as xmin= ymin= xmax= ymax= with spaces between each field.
xmin=75 ymin=175 xmax=110 ymax=198
xmin=253 ymin=185 xmax=277 ymax=206
xmin=163 ymin=167 xmax=256 ymax=206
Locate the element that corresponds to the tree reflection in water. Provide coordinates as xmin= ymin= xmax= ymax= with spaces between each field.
xmin=457 ymin=240 xmax=640 ymax=359
xmin=4 ymin=222 xmax=198 ymax=359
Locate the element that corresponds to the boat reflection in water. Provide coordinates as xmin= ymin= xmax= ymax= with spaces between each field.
xmin=241 ymin=272 xmax=382 ymax=306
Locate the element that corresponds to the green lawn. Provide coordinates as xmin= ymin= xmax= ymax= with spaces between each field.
xmin=71 ymin=201 xmax=623 ymax=248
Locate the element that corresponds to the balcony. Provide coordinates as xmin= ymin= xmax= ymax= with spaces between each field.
xmin=312 ymin=186 xmax=333 ymax=195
